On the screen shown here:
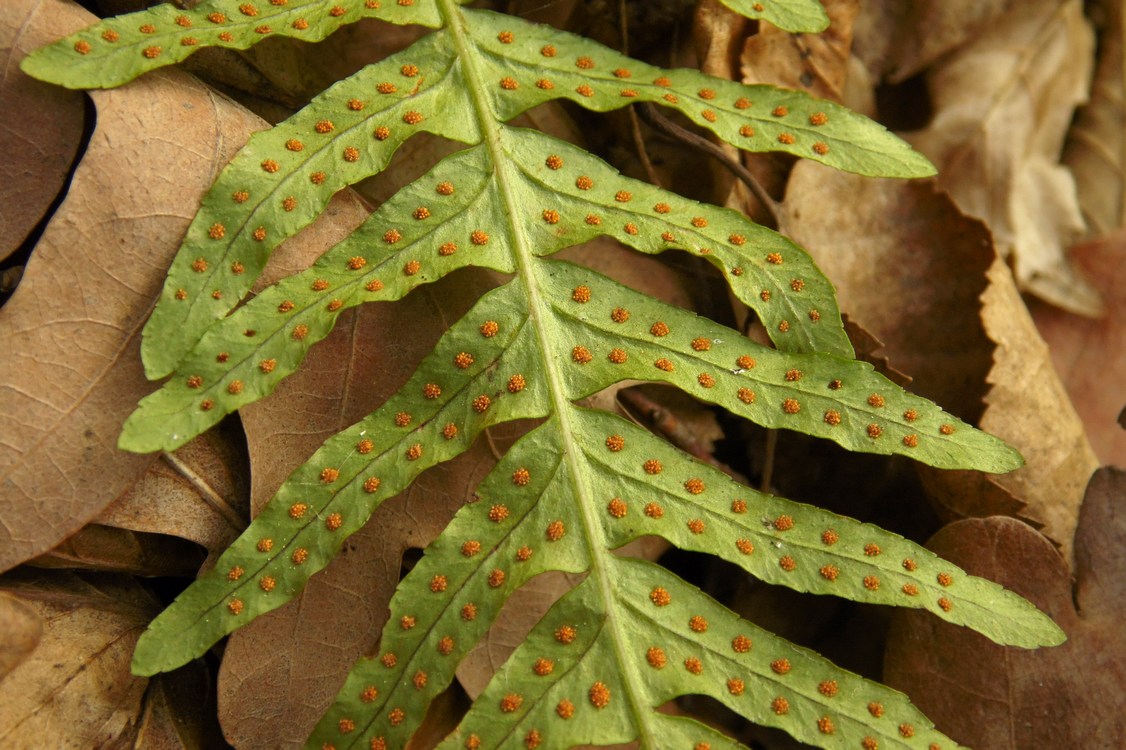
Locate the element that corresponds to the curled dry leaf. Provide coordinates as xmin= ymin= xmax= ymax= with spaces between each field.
xmin=885 ymin=467 xmax=1126 ymax=749
xmin=1063 ymin=0 xmax=1126 ymax=236
xmin=737 ymin=0 xmax=859 ymax=103
xmin=0 ymin=0 xmax=85 ymax=263
xmin=952 ymin=255 xmax=1099 ymax=559
xmin=907 ymin=0 xmax=1101 ymax=316
xmin=0 ymin=571 xmax=159 ymax=748
xmin=781 ymin=163 xmax=995 ymax=429
xmin=852 ymin=0 xmax=1012 ymax=83
xmin=28 ymin=523 xmax=204 ymax=578
xmin=93 ymin=428 xmax=250 ymax=567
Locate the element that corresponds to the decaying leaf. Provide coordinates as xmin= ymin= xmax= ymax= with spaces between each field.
xmin=907 ymin=0 xmax=1101 ymax=316
xmin=0 ymin=592 xmax=42 ymax=679
xmin=1030 ymin=233 xmax=1126 ymax=465
xmin=738 ymin=0 xmax=859 ymax=103
xmin=0 ymin=0 xmax=370 ymax=574
xmin=781 ymin=164 xmax=995 ymax=424
xmin=1063 ymin=0 xmax=1126 ymax=236
xmin=0 ymin=571 xmax=159 ymax=748
xmin=852 ymin=0 xmax=1011 ymax=83
xmin=0 ymin=0 xmax=85 ymax=263
xmin=885 ymin=467 xmax=1126 ymax=749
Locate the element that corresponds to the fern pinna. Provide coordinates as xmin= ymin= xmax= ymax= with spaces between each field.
xmin=23 ymin=1 xmax=1063 ymax=749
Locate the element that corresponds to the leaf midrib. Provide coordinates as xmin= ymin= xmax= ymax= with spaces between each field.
xmin=442 ymin=1 xmax=657 ymax=744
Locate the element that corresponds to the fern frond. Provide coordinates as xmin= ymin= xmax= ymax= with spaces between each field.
xmin=19 ymin=0 xmax=829 ymax=93
xmin=26 ymin=7 xmax=930 ymax=379
xmin=20 ymin=2 xmax=1064 ymax=749
xmin=18 ymin=0 xmax=445 ymax=89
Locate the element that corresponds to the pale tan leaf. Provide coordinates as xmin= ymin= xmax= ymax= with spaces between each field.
xmin=0 ymin=592 xmax=41 ymax=680
xmin=0 ymin=0 xmax=357 ymax=574
xmin=95 ymin=429 xmax=250 ymax=562
xmin=852 ymin=0 xmax=1012 ymax=83
xmin=0 ymin=0 xmax=85 ymax=263
xmin=953 ymin=255 xmax=1099 ymax=559
xmin=0 ymin=12 xmax=255 ymax=571
xmin=908 ymin=0 xmax=1101 ymax=316
xmin=1063 ymin=0 xmax=1126 ymax=236
xmin=27 ymin=524 xmax=203 ymax=578
xmin=885 ymin=468 xmax=1126 ymax=749
xmin=1030 ymin=233 xmax=1126 ymax=465
xmin=0 ymin=571 xmax=159 ymax=748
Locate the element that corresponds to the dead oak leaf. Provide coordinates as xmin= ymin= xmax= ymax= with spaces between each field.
xmin=885 ymin=467 xmax=1126 ymax=749
xmin=907 ymin=0 xmax=1100 ymax=316
xmin=0 ymin=0 xmax=85 ymax=262
xmin=0 ymin=571 xmax=159 ymax=748
xmin=1063 ymin=0 xmax=1126 ymax=237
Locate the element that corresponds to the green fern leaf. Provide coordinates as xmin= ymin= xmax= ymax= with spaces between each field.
xmin=119 ymin=126 xmax=866 ymax=452
xmin=717 ymin=0 xmax=830 ymax=33
xmin=17 ymin=0 xmax=445 ymax=90
xmin=20 ymin=5 xmax=931 ymax=380
xmin=21 ymin=2 xmax=1064 ymax=749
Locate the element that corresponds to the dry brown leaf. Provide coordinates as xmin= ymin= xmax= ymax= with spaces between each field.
xmin=955 ymin=255 xmax=1099 ymax=558
xmin=852 ymin=0 xmax=1012 ymax=83
xmin=26 ymin=524 xmax=204 ymax=578
xmin=1063 ymin=0 xmax=1126 ymax=236
xmin=45 ymin=413 xmax=251 ymax=580
xmin=0 ymin=0 xmax=362 ymax=574
xmin=884 ymin=467 xmax=1126 ymax=749
xmin=907 ymin=0 xmax=1101 ymax=316
xmin=738 ymin=0 xmax=859 ymax=103
xmin=134 ymin=666 xmax=227 ymax=750
xmin=94 ymin=429 xmax=250 ymax=565
xmin=0 ymin=0 xmax=259 ymax=573
xmin=0 ymin=0 xmax=85 ymax=263
xmin=1030 ymin=234 xmax=1126 ymax=465
xmin=781 ymin=163 xmax=996 ymax=426
xmin=779 ymin=162 xmax=1096 ymax=553
xmin=0 ymin=591 xmax=42 ymax=680
xmin=0 ymin=571 xmax=159 ymax=748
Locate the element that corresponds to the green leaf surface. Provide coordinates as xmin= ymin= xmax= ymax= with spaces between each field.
xmin=75 ymin=4 xmax=932 ymax=379
xmin=717 ymin=0 xmax=830 ymax=33
xmin=21 ymin=1 xmax=1058 ymax=748
xmin=120 ymin=125 xmax=862 ymax=452
xmin=18 ymin=0 xmax=446 ymax=90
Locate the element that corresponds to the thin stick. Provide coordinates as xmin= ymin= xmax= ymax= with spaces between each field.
xmin=636 ymin=102 xmax=782 ymax=228
xmin=161 ymin=450 xmax=246 ymax=532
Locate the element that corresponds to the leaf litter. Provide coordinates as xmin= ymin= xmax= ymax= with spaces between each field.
xmin=3 ymin=0 xmax=1121 ymax=748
